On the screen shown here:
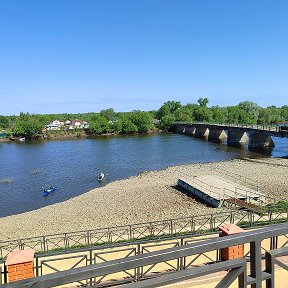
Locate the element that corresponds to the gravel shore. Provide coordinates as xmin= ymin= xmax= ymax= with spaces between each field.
xmin=0 ymin=158 xmax=287 ymax=240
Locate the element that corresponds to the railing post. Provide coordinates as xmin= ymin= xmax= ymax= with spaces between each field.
xmin=265 ymin=251 xmax=274 ymax=288
xmin=238 ymin=260 xmax=247 ymax=288
xmin=89 ymin=249 xmax=93 ymax=286
xmin=191 ymin=217 xmax=195 ymax=234
xmin=179 ymin=238 xmax=184 ymax=271
xmin=86 ymin=231 xmax=90 ymax=246
xmin=269 ymin=208 xmax=273 ymax=223
xmin=129 ymin=225 xmax=133 ymax=241
xmin=210 ymin=215 xmax=214 ymax=232
xmin=250 ymin=240 xmax=262 ymax=288
xmin=35 ymin=256 xmax=39 ymax=277
xmin=149 ymin=222 xmax=154 ymax=236
xmin=64 ymin=233 xmax=68 ymax=248
xmin=250 ymin=211 xmax=254 ymax=227
xmin=19 ymin=239 xmax=24 ymax=250
xmin=136 ymin=243 xmax=141 ymax=281
xmin=108 ymin=228 xmax=112 ymax=243
xmin=230 ymin=211 xmax=234 ymax=224
xmin=42 ymin=236 xmax=46 ymax=253
xmin=3 ymin=263 xmax=7 ymax=284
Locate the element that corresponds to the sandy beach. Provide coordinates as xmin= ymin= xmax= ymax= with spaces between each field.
xmin=0 ymin=158 xmax=287 ymax=240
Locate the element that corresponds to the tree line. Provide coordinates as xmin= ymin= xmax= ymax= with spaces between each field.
xmin=156 ymin=98 xmax=288 ymax=130
xmin=0 ymin=99 xmax=287 ymax=139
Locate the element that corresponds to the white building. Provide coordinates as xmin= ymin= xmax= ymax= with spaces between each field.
xmin=46 ymin=119 xmax=89 ymax=131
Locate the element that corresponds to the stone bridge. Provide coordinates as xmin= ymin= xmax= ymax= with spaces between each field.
xmin=169 ymin=123 xmax=288 ymax=148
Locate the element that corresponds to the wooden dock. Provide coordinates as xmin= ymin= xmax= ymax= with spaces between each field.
xmin=178 ymin=174 xmax=266 ymax=208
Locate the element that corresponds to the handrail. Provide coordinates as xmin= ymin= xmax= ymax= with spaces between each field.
xmin=1 ymin=223 xmax=288 ymax=288
xmin=1 ymin=204 xmax=287 ymax=259
xmin=172 ymin=122 xmax=282 ymax=133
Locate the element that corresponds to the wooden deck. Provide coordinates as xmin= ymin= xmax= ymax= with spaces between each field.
xmin=179 ymin=175 xmax=264 ymax=201
xmin=178 ymin=174 xmax=265 ymax=208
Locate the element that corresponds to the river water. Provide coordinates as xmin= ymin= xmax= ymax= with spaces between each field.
xmin=0 ymin=133 xmax=287 ymax=217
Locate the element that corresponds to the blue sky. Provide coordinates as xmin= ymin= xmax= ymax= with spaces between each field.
xmin=0 ymin=0 xmax=287 ymax=115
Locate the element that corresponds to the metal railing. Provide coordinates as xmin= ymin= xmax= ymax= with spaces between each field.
xmin=173 ymin=122 xmax=285 ymax=133
xmin=1 ymin=223 xmax=288 ymax=288
xmin=1 ymin=207 xmax=288 ymax=261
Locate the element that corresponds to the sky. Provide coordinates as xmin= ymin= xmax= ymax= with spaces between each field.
xmin=0 ymin=0 xmax=287 ymax=116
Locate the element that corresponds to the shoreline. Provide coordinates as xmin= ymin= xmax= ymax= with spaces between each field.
xmin=0 ymin=130 xmax=163 ymax=143
xmin=0 ymin=157 xmax=287 ymax=240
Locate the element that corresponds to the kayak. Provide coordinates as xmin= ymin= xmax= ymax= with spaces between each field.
xmin=42 ymin=186 xmax=57 ymax=196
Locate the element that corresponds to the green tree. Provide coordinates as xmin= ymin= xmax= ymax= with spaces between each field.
xmin=111 ymin=119 xmax=123 ymax=132
xmin=211 ymin=106 xmax=227 ymax=123
xmin=193 ymin=106 xmax=213 ymax=122
xmin=158 ymin=114 xmax=176 ymax=130
xmin=13 ymin=113 xmax=44 ymax=139
xmin=197 ymin=97 xmax=209 ymax=107
xmin=257 ymin=106 xmax=282 ymax=124
xmin=174 ymin=106 xmax=193 ymax=122
xmin=156 ymin=101 xmax=181 ymax=119
xmin=281 ymin=105 xmax=288 ymax=121
xmin=0 ymin=116 xmax=8 ymax=130
xmin=120 ymin=114 xmax=138 ymax=133
xmin=130 ymin=111 xmax=153 ymax=133
xmin=227 ymin=106 xmax=241 ymax=124
xmin=86 ymin=115 xmax=109 ymax=134
xmin=237 ymin=101 xmax=260 ymax=124
xmin=99 ymin=108 xmax=117 ymax=122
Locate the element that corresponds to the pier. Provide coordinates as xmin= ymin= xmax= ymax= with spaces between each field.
xmin=178 ymin=174 xmax=269 ymax=208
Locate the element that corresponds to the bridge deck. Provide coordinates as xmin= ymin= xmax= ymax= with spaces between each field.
xmin=179 ymin=174 xmax=263 ymax=201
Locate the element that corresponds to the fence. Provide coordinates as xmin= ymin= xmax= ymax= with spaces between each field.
xmin=1 ymin=207 xmax=288 ymax=261
xmin=1 ymin=223 xmax=288 ymax=287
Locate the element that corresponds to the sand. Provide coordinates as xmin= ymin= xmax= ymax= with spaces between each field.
xmin=0 ymin=158 xmax=287 ymax=240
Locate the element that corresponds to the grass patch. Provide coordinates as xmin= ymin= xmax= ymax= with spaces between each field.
xmin=265 ymin=201 xmax=288 ymax=213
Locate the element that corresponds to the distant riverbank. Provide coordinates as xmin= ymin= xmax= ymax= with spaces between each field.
xmin=0 ymin=158 xmax=287 ymax=240
xmin=0 ymin=129 xmax=162 ymax=143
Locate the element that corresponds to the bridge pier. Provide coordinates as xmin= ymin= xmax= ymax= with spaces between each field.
xmin=208 ymin=128 xmax=227 ymax=142
xmin=184 ymin=126 xmax=196 ymax=136
xmin=175 ymin=125 xmax=186 ymax=134
xmin=249 ymin=132 xmax=275 ymax=148
xmin=195 ymin=127 xmax=209 ymax=138
xmin=227 ymin=130 xmax=249 ymax=146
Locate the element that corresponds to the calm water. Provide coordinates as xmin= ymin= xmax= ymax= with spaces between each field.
xmin=0 ymin=133 xmax=287 ymax=217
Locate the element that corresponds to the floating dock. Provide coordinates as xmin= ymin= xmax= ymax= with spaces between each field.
xmin=177 ymin=175 xmax=265 ymax=208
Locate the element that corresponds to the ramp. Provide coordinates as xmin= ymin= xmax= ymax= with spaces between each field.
xmin=225 ymin=198 xmax=265 ymax=213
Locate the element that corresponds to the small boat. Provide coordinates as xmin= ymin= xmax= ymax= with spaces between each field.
xmin=42 ymin=185 xmax=57 ymax=196
xmin=97 ymin=173 xmax=105 ymax=182
xmin=19 ymin=137 xmax=26 ymax=142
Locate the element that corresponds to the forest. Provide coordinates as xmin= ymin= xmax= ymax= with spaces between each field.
xmin=0 ymin=98 xmax=287 ymax=139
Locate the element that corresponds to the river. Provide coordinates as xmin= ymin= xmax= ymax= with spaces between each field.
xmin=0 ymin=133 xmax=287 ymax=217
